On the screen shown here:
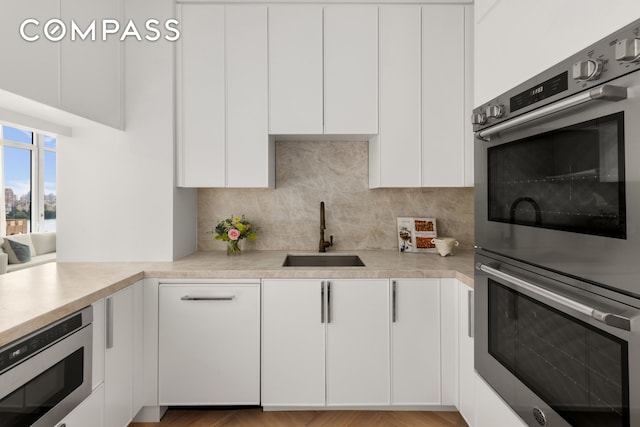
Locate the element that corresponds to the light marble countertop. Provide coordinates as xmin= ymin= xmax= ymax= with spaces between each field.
xmin=0 ymin=249 xmax=474 ymax=347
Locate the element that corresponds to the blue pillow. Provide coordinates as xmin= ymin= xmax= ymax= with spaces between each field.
xmin=6 ymin=239 xmax=31 ymax=264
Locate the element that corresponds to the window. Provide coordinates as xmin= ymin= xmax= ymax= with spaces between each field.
xmin=1 ymin=125 xmax=56 ymax=235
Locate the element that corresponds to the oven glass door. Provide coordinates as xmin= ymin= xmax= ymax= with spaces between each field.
xmin=488 ymin=278 xmax=630 ymax=427
xmin=487 ymin=111 xmax=625 ymax=238
xmin=0 ymin=348 xmax=85 ymax=426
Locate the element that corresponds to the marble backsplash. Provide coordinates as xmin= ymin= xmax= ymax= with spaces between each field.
xmin=198 ymin=141 xmax=474 ymax=251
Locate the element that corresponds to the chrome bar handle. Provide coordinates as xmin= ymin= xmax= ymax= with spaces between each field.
xmin=392 ymin=280 xmax=397 ymax=323
xmin=467 ymin=289 xmax=474 ymax=338
xmin=180 ymin=295 xmax=235 ymax=301
xmin=477 ymin=263 xmax=632 ymax=331
xmin=476 ymin=84 xmax=627 ymax=141
xmin=327 ymin=281 xmax=332 ymax=324
xmin=106 ymin=297 xmax=114 ymax=349
xmin=321 ymin=281 xmax=325 ymax=324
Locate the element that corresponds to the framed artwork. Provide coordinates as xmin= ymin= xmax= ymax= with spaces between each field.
xmin=397 ymin=217 xmax=437 ymax=253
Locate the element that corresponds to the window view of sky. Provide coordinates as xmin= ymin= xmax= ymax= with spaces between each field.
xmin=2 ymin=127 xmax=56 ymax=199
xmin=3 ymin=126 xmax=33 ymax=199
xmin=2 ymin=125 xmax=57 ymax=233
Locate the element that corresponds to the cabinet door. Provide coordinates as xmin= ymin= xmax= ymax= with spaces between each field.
xmin=475 ymin=375 xmax=528 ymax=427
xmin=176 ymin=4 xmax=225 ymax=187
xmin=268 ymin=5 xmax=323 ymax=134
xmin=226 ymin=6 xmax=272 ymax=188
xmin=0 ymin=0 xmax=59 ymax=106
xmin=422 ymin=5 xmax=466 ymax=187
xmin=326 ymin=279 xmax=389 ymax=406
xmin=262 ymin=279 xmax=325 ymax=407
xmin=371 ymin=6 xmax=421 ymax=188
xmin=55 ymin=383 xmax=105 ymax=427
xmin=92 ymin=299 xmax=105 ymax=389
xmin=391 ymin=279 xmax=440 ymax=405
xmin=440 ymin=278 xmax=458 ymax=406
xmin=159 ymin=283 xmax=260 ymax=405
xmin=132 ymin=280 xmax=145 ymax=417
xmin=458 ymin=281 xmax=476 ymax=425
xmin=104 ymin=286 xmax=134 ymax=427
xmin=324 ymin=6 xmax=378 ymax=135
xmin=60 ymin=0 xmax=122 ymax=128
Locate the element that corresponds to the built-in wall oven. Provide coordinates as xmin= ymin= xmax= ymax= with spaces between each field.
xmin=475 ymin=252 xmax=639 ymax=427
xmin=0 ymin=306 xmax=92 ymax=427
xmin=473 ymin=18 xmax=640 ymax=427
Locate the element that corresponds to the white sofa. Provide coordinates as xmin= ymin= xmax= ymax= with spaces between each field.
xmin=0 ymin=232 xmax=56 ymax=274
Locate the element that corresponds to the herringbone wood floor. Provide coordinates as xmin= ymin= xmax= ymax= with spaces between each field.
xmin=130 ymin=408 xmax=469 ymax=427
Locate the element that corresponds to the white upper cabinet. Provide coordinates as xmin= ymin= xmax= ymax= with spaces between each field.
xmin=176 ymin=4 xmax=225 ymax=187
xmin=268 ymin=5 xmax=324 ymax=134
xmin=370 ymin=4 xmax=472 ymax=188
xmin=323 ymin=6 xmax=378 ymax=135
xmin=268 ymin=4 xmax=378 ymax=136
xmin=0 ymin=0 xmax=59 ymax=106
xmin=176 ymin=4 xmax=274 ymax=188
xmin=178 ymin=2 xmax=471 ymax=188
xmin=60 ymin=0 xmax=122 ymax=129
xmin=226 ymin=6 xmax=272 ymax=188
xmin=422 ymin=5 xmax=471 ymax=187
xmin=370 ymin=6 xmax=422 ymax=188
xmin=0 ymin=0 xmax=123 ymax=128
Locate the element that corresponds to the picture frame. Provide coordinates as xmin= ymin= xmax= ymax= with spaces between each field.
xmin=397 ymin=217 xmax=437 ymax=253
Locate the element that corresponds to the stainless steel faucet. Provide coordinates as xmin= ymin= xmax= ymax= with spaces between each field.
xmin=319 ymin=201 xmax=333 ymax=252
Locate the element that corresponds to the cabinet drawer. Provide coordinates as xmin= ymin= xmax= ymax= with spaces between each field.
xmin=158 ymin=283 xmax=260 ymax=405
xmin=55 ymin=383 xmax=104 ymax=427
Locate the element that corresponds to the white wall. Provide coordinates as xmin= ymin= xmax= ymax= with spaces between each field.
xmin=0 ymin=0 xmax=197 ymax=261
xmin=475 ymin=0 xmax=640 ymax=105
xmin=58 ymin=0 xmax=196 ymax=261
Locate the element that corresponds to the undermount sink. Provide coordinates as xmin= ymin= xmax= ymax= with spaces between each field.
xmin=282 ymin=254 xmax=365 ymax=267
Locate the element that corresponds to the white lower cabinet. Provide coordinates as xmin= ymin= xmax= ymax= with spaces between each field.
xmin=77 ymin=274 xmax=530 ymax=426
xmin=390 ymin=279 xmax=441 ymax=405
xmin=262 ymin=279 xmax=389 ymax=407
xmin=55 ymin=383 xmax=105 ymax=427
xmin=92 ymin=298 xmax=106 ymax=390
xmin=326 ymin=279 xmax=390 ymax=406
xmin=261 ymin=279 xmax=326 ymax=406
xmin=158 ymin=281 xmax=260 ymax=405
xmin=104 ymin=281 xmax=144 ymax=427
xmin=458 ymin=281 xmax=476 ymax=425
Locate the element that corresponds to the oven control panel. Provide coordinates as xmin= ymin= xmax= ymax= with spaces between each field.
xmin=473 ymin=18 xmax=640 ymax=131
xmin=0 ymin=313 xmax=82 ymax=373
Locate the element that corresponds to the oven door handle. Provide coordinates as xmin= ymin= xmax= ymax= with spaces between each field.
xmin=477 ymin=263 xmax=632 ymax=331
xmin=475 ymin=84 xmax=628 ymax=141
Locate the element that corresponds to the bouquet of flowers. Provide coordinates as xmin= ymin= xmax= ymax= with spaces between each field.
xmin=210 ymin=215 xmax=257 ymax=255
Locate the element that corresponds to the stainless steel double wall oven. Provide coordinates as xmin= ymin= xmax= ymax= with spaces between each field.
xmin=473 ymin=18 xmax=640 ymax=427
